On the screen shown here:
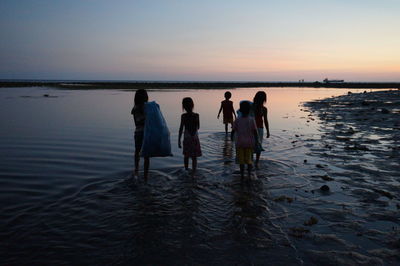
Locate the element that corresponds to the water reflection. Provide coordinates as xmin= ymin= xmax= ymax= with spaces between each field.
xmin=1 ymin=87 xmax=396 ymax=265
xmin=222 ymin=135 xmax=234 ymax=164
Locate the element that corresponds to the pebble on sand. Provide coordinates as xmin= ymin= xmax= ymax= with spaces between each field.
xmin=304 ymin=216 xmax=318 ymax=226
xmin=273 ymin=195 xmax=294 ymax=203
xmin=289 ymin=227 xmax=310 ymax=238
xmin=321 ymin=175 xmax=334 ymax=181
xmin=320 ymin=185 xmax=330 ymax=192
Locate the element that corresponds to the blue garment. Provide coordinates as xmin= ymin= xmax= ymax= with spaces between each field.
xmin=236 ymin=100 xmax=254 ymax=118
xmin=141 ymin=101 xmax=173 ymax=157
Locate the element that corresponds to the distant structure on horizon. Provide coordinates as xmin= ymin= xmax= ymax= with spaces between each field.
xmin=323 ymin=78 xmax=345 ymax=83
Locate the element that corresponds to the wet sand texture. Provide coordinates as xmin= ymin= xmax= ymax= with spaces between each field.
xmin=299 ymin=90 xmax=400 ymax=264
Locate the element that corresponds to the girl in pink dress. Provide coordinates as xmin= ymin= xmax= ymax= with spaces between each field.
xmin=231 ymin=101 xmax=260 ymax=180
xmin=178 ymin=97 xmax=202 ymax=177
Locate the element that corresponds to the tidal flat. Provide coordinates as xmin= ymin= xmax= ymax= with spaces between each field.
xmin=0 ymin=86 xmax=399 ymax=265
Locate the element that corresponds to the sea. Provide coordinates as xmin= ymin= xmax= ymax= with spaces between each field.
xmin=0 ymin=85 xmax=398 ymax=265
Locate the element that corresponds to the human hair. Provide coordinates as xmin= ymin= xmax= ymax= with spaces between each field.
xmin=239 ymin=101 xmax=251 ymax=116
xmin=253 ymin=91 xmax=267 ymax=116
xmin=134 ymin=89 xmax=148 ymax=106
xmin=224 ymin=91 xmax=232 ymax=99
xmin=182 ymin=97 xmax=194 ymax=113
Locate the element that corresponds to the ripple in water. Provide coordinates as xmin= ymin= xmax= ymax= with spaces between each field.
xmin=1 ymin=129 xmax=308 ymax=265
xmin=2 ymin=88 xmax=399 ymax=265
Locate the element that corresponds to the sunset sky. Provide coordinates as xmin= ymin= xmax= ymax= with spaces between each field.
xmin=0 ymin=0 xmax=399 ymax=81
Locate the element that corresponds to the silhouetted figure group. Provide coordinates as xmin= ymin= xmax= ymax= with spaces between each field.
xmin=132 ymin=89 xmax=270 ymax=180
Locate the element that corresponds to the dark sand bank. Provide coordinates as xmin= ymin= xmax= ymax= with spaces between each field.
xmin=1 ymin=80 xmax=400 ymax=90
xmin=298 ymin=90 xmax=400 ymax=264
xmin=305 ymin=89 xmax=400 ymax=152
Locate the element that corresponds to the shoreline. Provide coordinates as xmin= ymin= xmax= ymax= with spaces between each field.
xmin=1 ymin=80 xmax=400 ymax=90
xmin=297 ymin=89 xmax=400 ymax=263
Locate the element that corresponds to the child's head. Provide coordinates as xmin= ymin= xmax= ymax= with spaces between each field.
xmin=239 ymin=101 xmax=251 ymax=116
xmin=182 ymin=97 xmax=194 ymax=113
xmin=224 ymin=91 xmax=232 ymax=100
xmin=253 ymin=91 xmax=267 ymax=105
xmin=134 ymin=89 xmax=148 ymax=106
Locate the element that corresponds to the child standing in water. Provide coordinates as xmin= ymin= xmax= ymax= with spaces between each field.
xmin=178 ymin=97 xmax=202 ymax=177
xmin=217 ymin=91 xmax=236 ymax=134
xmin=231 ymin=101 xmax=260 ymax=180
xmin=253 ymin=91 xmax=270 ymax=168
xmin=131 ymin=89 xmax=150 ymax=178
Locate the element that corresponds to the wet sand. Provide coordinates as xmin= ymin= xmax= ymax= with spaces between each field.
xmin=298 ymin=89 xmax=400 ymax=264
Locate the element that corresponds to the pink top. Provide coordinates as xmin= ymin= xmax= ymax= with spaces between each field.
xmin=233 ymin=116 xmax=257 ymax=148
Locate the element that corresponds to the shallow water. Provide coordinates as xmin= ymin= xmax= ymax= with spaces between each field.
xmin=1 ymin=87 xmax=398 ymax=265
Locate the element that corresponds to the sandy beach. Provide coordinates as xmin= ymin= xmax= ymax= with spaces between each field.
xmin=298 ymin=89 xmax=400 ymax=264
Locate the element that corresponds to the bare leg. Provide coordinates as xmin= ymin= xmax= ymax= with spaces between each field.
xmin=134 ymin=150 xmax=140 ymax=175
xmin=240 ymin=164 xmax=244 ymax=180
xmin=144 ymin=157 xmax=150 ymax=179
xmin=247 ymin=164 xmax=252 ymax=177
xmin=184 ymin=156 xmax=189 ymax=170
xmin=255 ymin=152 xmax=261 ymax=169
xmin=225 ymin=123 xmax=228 ymax=134
xmin=192 ymin=157 xmax=197 ymax=177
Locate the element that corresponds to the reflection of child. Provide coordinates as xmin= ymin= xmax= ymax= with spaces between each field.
xmin=217 ymin=91 xmax=236 ymax=134
xmin=131 ymin=89 xmax=150 ymax=178
xmin=178 ymin=97 xmax=202 ymax=177
xmin=231 ymin=101 xmax=259 ymax=180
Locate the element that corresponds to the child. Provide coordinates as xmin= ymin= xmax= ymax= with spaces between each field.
xmin=217 ymin=91 xmax=236 ymax=134
xmin=253 ymin=91 xmax=270 ymax=168
xmin=231 ymin=101 xmax=260 ymax=180
xmin=178 ymin=97 xmax=202 ymax=177
xmin=131 ymin=89 xmax=150 ymax=178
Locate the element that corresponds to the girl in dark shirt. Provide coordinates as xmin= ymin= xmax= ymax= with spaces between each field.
xmin=178 ymin=97 xmax=202 ymax=177
xmin=131 ymin=89 xmax=150 ymax=178
xmin=253 ymin=91 xmax=270 ymax=168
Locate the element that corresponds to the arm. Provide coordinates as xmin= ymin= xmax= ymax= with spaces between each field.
xmin=252 ymin=118 xmax=261 ymax=145
xmin=197 ymin=114 xmax=200 ymax=130
xmin=263 ymin=107 xmax=270 ymax=138
xmin=132 ymin=109 xmax=138 ymax=128
xmin=232 ymin=103 xmax=237 ymax=119
xmin=254 ymin=129 xmax=260 ymax=144
xmin=217 ymin=103 xmax=223 ymax=119
xmin=178 ymin=114 xmax=184 ymax=148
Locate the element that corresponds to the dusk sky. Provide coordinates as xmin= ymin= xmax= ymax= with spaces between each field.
xmin=0 ymin=0 xmax=399 ymax=81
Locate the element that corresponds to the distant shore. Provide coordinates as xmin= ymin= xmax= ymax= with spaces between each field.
xmin=1 ymin=80 xmax=400 ymax=90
